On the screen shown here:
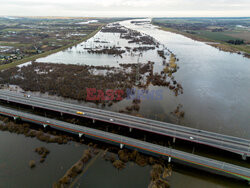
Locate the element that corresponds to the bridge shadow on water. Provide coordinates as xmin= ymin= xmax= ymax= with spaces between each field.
xmin=0 ymin=99 xmax=249 ymax=185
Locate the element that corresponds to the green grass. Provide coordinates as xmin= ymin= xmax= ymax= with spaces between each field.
xmin=153 ymin=18 xmax=203 ymax=24
xmin=195 ymin=30 xmax=240 ymax=42
xmin=0 ymin=42 xmax=32 ymax=48
xmin=156 ymin=25 xmax=250 ymax=55
xmin=1 ymin=28 xmax=31 ymax=32
xmin=228 ymin=44 xmax=250 ymax=54
xmin=0 ymin=25 xmax=104 ymax=71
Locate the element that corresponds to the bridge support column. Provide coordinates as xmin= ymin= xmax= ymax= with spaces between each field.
xmin=79 ymin=133 xmax=83 ymax=138
xmin=93 ymin=119 xmax=95 ymax=124
xmin=168 ymin=156 xmax=171 ymax=163
xmin=129 ymin=127 xmax=133 ymax=132
xmin=43 ymin=124 xmax=48 ymax=128
xmin=32 ymin=106 xmax=34 ymax=110
xmin=173 ymin=137 xmax=176 ymax=143
xmin=120 ymin=143 xmax=124 ymax=149
xmin=192 ymin=147 xmax=195 ymax=154
xmin=242 ymin=153 xmax=247 ymax=160
xmin=60 ymin=112 xmax=63 ymax=116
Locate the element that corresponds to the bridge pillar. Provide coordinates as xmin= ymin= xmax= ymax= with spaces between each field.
xmin=79 ymin=133 xmax=83 ymax=138
xmin=13 ymin=116 xmax=21 ymax=122
xmin=173 ymin=137 xmax=176 ymax=143
xmin=93 ymin=119 xmax=95 ymax=124
xmin=192 ymin=146 xmax=196 ymax=154
xmin=168 ymin=156 xmax=171 ymax=163
xmin=120 ymin=143 xmax=124 ymax=149
xmin=32 ymin=106 xmax=34 ymax=110
xmin=60 ymin=112 xmax=63 ymax=116
xmin=129 ymin=127 xmax=133 ymax=132
xmin=43 ymin=124 xmax=48 ymax=128
xmin=242 ymin=153 xmax=247 ymax=160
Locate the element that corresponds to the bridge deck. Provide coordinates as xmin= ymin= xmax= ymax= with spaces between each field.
xmin=0 ymin=90 xmax=249 ymax=157
xmin=0 ymin=105 xmax=249 ymax=182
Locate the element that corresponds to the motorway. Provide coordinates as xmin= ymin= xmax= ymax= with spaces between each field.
xmin=0 ymin=105 xmax=249 ymax=182
xmin=0 ymin=90 xmax=249 ymax=158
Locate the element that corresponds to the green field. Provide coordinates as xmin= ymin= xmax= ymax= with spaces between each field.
xmin=152 ymin=17 xmax=250 ymax=55
xmin=194 ymin=30 xmax=241 ymax=42
xmin=0 ymin=25 xmax=103 ymax=70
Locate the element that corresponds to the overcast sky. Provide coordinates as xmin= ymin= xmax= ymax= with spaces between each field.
xmin=0 ymin=0 xmax=249 ymax=17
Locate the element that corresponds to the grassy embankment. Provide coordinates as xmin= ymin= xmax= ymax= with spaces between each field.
xmin=153 ymin=22 xmax=250 ymax=57
xmin=0 ymin=25 xmax=104 ymax=71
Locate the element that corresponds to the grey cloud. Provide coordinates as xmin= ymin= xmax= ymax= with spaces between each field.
xmin=0 ymin=0 xmax=249 ymax=16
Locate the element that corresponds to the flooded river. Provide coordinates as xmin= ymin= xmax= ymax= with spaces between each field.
xmin=0 ymin=19 xmax=249 ymax=187
xmin=0 ymin=131 xmax=247 ymax=188
xmin=36 ymin=19 xmax=250 ymax=139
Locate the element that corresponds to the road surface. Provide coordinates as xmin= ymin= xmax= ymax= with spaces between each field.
xmin=0 ymin=105 xmax=249 ymax=182
xmin=0 ymin=90 xmax=249 ymax=158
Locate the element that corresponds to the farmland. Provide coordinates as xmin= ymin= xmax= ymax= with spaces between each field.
xmin=0 ymin=17 xmax=129 ymax=70
xmin=152 ymin=17 xmax=250 ymax=55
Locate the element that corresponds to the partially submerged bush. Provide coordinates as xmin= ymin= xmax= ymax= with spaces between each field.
xmin=118 ymin=150 xmax=129 ymax=163
xmin=29 ymin=160 xmax=36 ymax=168
xmin=113 ymin=160 xmax=126 ymax=170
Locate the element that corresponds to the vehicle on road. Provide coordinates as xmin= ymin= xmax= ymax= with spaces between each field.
xmin=76 ymin=111 xmax=85 ymax=115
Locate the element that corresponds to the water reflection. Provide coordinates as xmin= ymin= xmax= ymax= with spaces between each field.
xmin=36 ymin=19 xmax=250 ymax=139
xmin=0 ymin=131 xmax=247 ymax=188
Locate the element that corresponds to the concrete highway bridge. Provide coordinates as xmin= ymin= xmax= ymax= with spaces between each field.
xmin=0 ymin=105 xmax=249 ymax=182
xmin=0 ymin=90 xmax=249 ymax=160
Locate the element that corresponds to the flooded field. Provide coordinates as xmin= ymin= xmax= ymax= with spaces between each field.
xmin=0 ymin=130 xmax=247 ymax=188
xmin=34 ymin=19 xmax=250 ymax=139
xmin=0 ymin=19 xmax=249 ymax=187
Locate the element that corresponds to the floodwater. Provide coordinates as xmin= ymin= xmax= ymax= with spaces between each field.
xmin=0 ymin=131 xmax=247 ymax=188
xmin=1 ymin=19 xmax=249 ymax=187
xmin=36 ymin=19 xmax=250 ymax=139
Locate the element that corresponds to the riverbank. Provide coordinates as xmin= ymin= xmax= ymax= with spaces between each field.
xmin=155 ymin=25 xmax=250 ymax=58
xmin=0 ymin=25 xmax=104 ymax=71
